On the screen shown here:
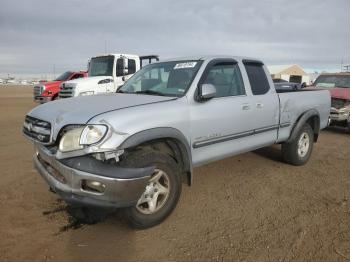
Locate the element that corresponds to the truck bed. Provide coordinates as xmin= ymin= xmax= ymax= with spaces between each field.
xmin=276 ymin=89 xmax=331 ymax=142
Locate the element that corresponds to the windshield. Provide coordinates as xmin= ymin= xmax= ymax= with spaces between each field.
xmin=55 ymin=71 xmax=72 ymax=81
xmin=89 ymin=56 xmax=114 ymax=77
xmin=119 ymin=60 xmax=202 ymax=97
xmin=314 ymin=75 xmax=350 ymax=88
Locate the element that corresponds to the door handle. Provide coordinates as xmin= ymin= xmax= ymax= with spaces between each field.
xmin=242 ymin=104 xmax=250 ymax=110
xmin=256 ymin=103 xmax=264 ymax=109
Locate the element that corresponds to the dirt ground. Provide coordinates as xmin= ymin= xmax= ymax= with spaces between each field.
xmin=0 ymin=86 xmax=349 ymax=262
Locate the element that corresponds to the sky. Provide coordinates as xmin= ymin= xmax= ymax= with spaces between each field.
xmin=0 ymin=0 xmax=349 ymax=78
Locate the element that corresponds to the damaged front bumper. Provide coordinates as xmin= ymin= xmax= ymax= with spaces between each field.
xmin=329 ymin=107 xmax=350 ymax=126
xmin=33 ymin=144 xmax=153 ymax=208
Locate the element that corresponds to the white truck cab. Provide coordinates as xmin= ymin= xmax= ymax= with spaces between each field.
xmin=59 ymin=54 xmax=159 ymax=98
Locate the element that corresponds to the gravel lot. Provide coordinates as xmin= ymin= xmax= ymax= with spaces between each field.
xmin=1 ymin=86 xmax=349 ymax=262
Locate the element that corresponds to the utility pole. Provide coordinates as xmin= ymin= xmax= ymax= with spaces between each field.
xmin=104 ymin=40 xmax=107 ymax=54
xmin=341 ymin=58 xmax=343 ymax=72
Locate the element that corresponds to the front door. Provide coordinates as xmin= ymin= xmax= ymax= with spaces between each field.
xmin=189 ymin=60 xmax=254 ymax=166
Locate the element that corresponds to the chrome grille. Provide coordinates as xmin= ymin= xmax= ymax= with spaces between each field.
xmin=331 ymin=98 xmax=346 ymax=109
xmin=33 ymin=85 xmax=43 ymax=97
xmin=23 ymin=116 xmax=51 ymax=143
xmin=59 ymin=83 xmax=74 ymax=98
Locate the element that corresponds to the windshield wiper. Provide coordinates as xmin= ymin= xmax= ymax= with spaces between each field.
xmin=135 ymin=90 xmax=165 ymax=96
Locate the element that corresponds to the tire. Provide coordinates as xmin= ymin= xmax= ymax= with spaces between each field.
xmin=282 ymin=123 xmax=314 ymax=166
xmin=120 ymin=148 xmax=182 ymax=229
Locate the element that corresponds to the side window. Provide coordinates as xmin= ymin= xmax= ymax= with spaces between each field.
xmin=202 ymin=62 xmax=245 ymax=98
xmin=128 ymin=59 xmax=136 ymax=75
xmin=116 ymin=58 xmax=124 ymax=77
xmin=71 ymin=74 xmax=83 ymax=80
xmin=244 ymin=63 xmax=270 ymax=95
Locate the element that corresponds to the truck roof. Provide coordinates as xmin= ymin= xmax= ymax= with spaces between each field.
xmin=159 ymin=55 xmax=263 ymax=63
xmin=91 ymin=54 xmax=140 ymax=59
xmin=319 ymin=72 xmax=350 ymax=76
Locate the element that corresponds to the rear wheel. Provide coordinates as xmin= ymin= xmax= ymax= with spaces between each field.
xmin=282 ymin=123 xmax=314 ymax=166
xmin=120 ymin=148 xmax=182 ymax=229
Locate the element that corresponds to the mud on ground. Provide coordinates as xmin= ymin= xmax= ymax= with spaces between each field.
xmin=0 ymin=86 xmax=349 ymax=261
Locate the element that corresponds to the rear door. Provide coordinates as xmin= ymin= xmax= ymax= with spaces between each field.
xmin=242 ymin=60 xmax=280 ymax=143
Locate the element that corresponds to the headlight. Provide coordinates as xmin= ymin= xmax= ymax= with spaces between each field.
xmin=59 ymin=127 xmax=85 ymax=152
xmin=80 ymin=125 xmax=107 ymax=145
xmin=80 ymin=91 xmax=94 ymax=96
xmin=58 ymin=125 xmax=108 ymax=152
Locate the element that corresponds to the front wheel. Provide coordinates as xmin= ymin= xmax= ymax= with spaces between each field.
xmin=120 ymin=148 xmax=182 ymax=229
xmin=282 ymin=123 xmax=314 ymax=166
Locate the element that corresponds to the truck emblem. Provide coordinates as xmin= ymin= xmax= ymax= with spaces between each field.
xmin=27 ymin=123 xmax=33 ymax=132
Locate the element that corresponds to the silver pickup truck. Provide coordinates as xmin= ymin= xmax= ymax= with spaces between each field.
xmin=23 ymin=56 xmax=330 ymax=228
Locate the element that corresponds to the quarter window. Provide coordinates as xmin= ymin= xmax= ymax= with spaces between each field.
xmin=202 ymin=62 xmax=245 ymax=98
xmin=244 ymin=62 xmax=270 ymax=95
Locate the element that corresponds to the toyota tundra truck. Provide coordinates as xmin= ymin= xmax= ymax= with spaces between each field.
xmin=23 ymin=56 xmax=330 ymax=228
xmin=59 ymin=54 xmax=159 ymax=98
xmin=33 ymin=71 xmax=87 ymax=103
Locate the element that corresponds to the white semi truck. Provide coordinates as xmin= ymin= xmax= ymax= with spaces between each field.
xmin=59 ymin=54 xmax=159 ymax=98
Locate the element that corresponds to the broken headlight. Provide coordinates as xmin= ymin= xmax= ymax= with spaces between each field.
xmin=80 ymin=125 xmax=107 ymax=145
xmin=58 ymin=125 xmax=107 ymax=152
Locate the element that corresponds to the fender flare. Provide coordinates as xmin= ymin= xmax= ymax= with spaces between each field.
xmin=119 ymin=127 xmax=193 ymax=185
xmin=287 ymin=109 xmax=320 ymax=143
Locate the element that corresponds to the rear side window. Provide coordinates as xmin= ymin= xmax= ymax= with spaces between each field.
xmin=128 ymin=59 xmax=136 ymax=74
xmin=116 ymin=58 xmax=124 ymax=77
xmin=244 ymin=63 xmax=270 ymax=95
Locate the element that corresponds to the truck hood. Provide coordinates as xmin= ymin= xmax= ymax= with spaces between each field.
xmin=329 ymin=88 xmax=350 ymax=100
xmin=66 ymin=76 xmax=112 ymax=85
xmin=27 ymin=93 xmax=176 ymax=140
xmin=40 ymin=80 xmax=62 ymax=88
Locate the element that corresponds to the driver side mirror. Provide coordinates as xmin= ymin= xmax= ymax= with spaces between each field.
xmin=198 ymin=83 xmax=216 ymax=101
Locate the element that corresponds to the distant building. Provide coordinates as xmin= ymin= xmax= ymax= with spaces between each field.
xmin=267 ymin=64 xmax=310 ymax=84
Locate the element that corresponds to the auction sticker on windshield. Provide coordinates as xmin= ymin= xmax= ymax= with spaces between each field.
xmin=174 ymin=62 xmax=197 ymax=69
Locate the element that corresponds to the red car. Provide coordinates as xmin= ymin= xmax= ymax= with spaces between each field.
xmin=33 ymin=71 xmax=87 ymax=103
xmin=313 ymin=72 xmax=350 ymax=131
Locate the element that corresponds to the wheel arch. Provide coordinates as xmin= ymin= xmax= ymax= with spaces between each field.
xmin=119 ymin=127 xmax=193 ymax=185
xmin=287 ymin=109 xmax=320 ymax=143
